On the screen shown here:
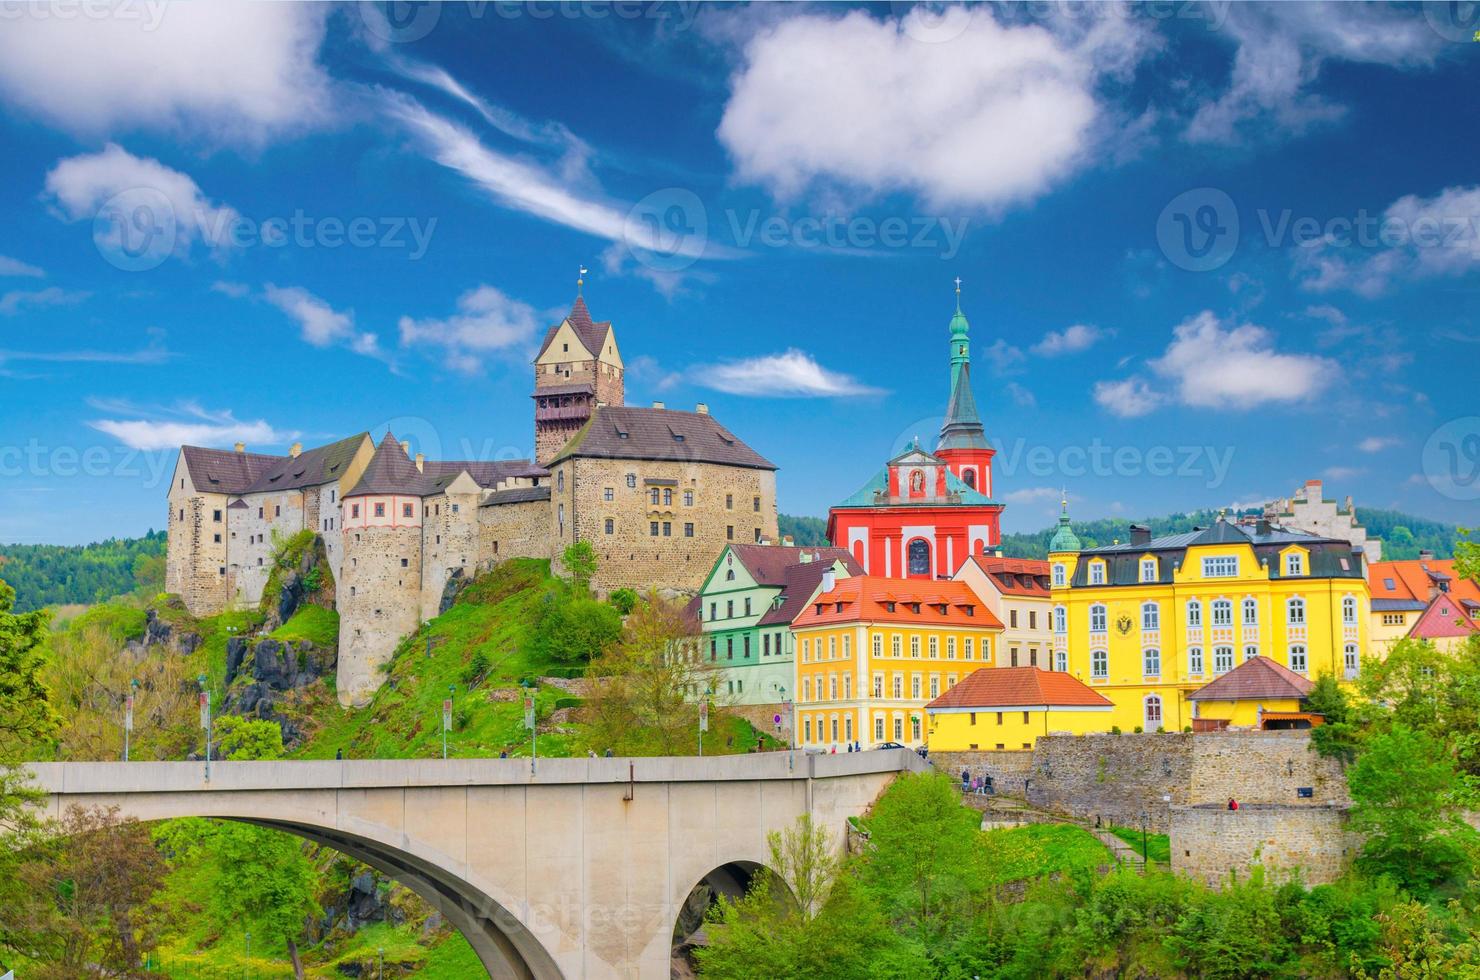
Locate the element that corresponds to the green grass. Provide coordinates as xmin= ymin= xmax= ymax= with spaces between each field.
xmin=1108 ymin=825 xmax=1172 ymax=865
xmin=270 ymin=604 xmax=339 ymax=646
xmin=981 ymin=823 xmax=1112 ymax=885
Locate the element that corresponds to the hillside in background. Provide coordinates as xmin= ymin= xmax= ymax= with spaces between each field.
xmin=0 ymin=529 xmax=166 ymax=611
xmin=777 ymin=513 xmax=828 ymax=546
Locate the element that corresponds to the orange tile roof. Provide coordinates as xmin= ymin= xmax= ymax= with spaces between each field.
xmin=1369 ymin=558 xmax=1480 ymax=606
xmin=790 ymin=576 xmax=1004 ymax=629
xmin=967 ymin=555 xmax=1051 ymax=596
xmin=1188 ymin=656 xmax=1313 ymax=701
xmin=925 ymin=666 xmax=1112 ymax=710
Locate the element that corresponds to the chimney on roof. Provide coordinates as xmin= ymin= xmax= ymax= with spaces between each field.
xmin=233 ymin=442 xmax=245 ymax=454
xmin=1420 ymin=549 xmax=1435 ymax=561
xmin=696 ymin=402 xmax=709 ymax=415
xmin=1130 ymin=524 xmax=1151 ymax=546
xmin=822 ymin=567 xmax=836 ymax=593
xmin=781 ymin=535 xmax=794 ymax=547
xmin=400 ymin=440 xmax=411 ymax=456
xmin=799 ymin=550 xmax=814 ymax=563
xmin=415 ymin=453 xmax=425 ymax=473
xmin=289 ymin=441 xmax=302 ymax=458
xmin=1256 ymin=517 xmax=1272 ymax=536
xmin=652 ymin=400 xmax=665 ymax=409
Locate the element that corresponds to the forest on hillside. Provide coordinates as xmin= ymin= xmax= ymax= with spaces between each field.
xmin=0 ymin=530 xmax=166 ymax=611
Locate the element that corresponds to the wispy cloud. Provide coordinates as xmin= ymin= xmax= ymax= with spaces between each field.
xmin=0 ymin=255 xmax=44 ymax=278
xmin=261 ymin=284 xmax=389 ymax=364
xmin=210 ymin=280 xmax=250 ymax=298
xmin=0 ymin=329 xmax=173 ymax=373
xmin=87 ymin=400 xmax=297 ymax=451
xmin=1357 ymin=436 xmax=1400 ymax=453
xmin=0 ymin=286 xmax=89 ymax=316
xmin=1031 ymin=323 xmax=1107 ymax=357
xmin=693 ymin=349 xmax=884 ymax=398
xmin=398 ymin=284 xmax=541 ymax=374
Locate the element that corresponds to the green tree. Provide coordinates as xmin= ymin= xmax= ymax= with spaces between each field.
xmin=130 ymin=552 xmax=166 ymax=596
xmin=212 ymin=715 xmax=284 ymax=761
xmin=530 ymin=596 xmax=622 ymax=666
xmin=212 ymin=825 xmax=319 ymax=979
xmin=0 ymin=577 xmax=58 ymax=755
xmin=1303 ymin=672 xmax=1364 ymax=761
xmin=855 ymin=771 xmax=985 ymax=944
xmin=608 ymin=588 xmax=638 ymax=615
xmin=1347 ymin=725 xmax=1477 ymax=894
xmin=561 ymin=540 xmax=597 ymax=594
xmin=1456 ymin=527 xmax=1480 ymax=589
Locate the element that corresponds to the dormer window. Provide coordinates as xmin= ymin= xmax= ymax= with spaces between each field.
xmin=909 ymin=602 xmax=921 ymax=614
xmin=937 ymin=603 xmax=948 ymax=615
xmin=884 ymin=601 xmax=896 ymax=612
xmin=963 ymin=605 xmax=974 ymax=617
xmin=1140 ymin=558 xmax=1157 ymax=582
xmin=1285 ymin=552 xmax=1304 ymax=576
xmin=1089 ymin=562 xmax=1105 ymax=585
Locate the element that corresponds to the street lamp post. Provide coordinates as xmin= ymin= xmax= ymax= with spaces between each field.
xmin=377 ymin=945 xmax=384 ymax=980
xmin=197 ymin=675 xmax=212 ymax=781
xmin=124 ymin=678 xmax=138 ymax=762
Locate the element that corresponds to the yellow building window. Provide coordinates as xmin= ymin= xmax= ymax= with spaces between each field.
xmin=892 ymin=635 xmax=902 ymax=658
xmin=928 ymin=636 xmax=939 ymax=658
xmin=910 ymin=636 xmax=921 ymax=658
xmin=946 ymin=637 xmax=957 ymax=659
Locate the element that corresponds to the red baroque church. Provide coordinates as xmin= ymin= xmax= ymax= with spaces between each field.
xmin=826 ymin=289 xmax=1004 ymax=579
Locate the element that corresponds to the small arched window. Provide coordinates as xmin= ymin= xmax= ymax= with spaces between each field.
xmin=1143 ymin=648 xmax=1161 ymax=677
xmin=1052 ymin=563 xmax=1066 ymax=587
xmin=1344 ymin=643 xmax=1359 ymax=678
xmin=1242 ymin=597 xmax=1258 ymax=626
xmin=1342 ymin=595 xmax=1358 ymax=626
xmin=1053 ymin=606 xmax=1067 ymax=634
xmin=1287 ymin=597 xmax=1306 ymax=626
xmin=1211 ymin=599 xmax=1233 ymax=627
xmin=1090 ymin=604 xmax=1107 ymax=633
xmin=1285 ymin=551 xmax=1304 ymax=576
xmin=961 ymin=468 xmax=976 ymax=489
xmin=1187 ymin=599 xmax=1202 ymax=628
xmin=1142 ymin=602 xmax=1160 ymax=631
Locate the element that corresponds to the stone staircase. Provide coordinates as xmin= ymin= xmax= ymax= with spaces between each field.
xmin=966 ymin=790 xmax=1150 ymax=875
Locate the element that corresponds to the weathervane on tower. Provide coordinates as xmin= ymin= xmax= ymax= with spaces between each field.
xmin=577 ymin=265 xmax=588 ymax=296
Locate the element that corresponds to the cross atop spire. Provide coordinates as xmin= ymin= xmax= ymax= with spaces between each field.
xmin=577 ymin=264 xmax=588 ymax=297
xmin=953 ymin=276 xmax=962 ymax=313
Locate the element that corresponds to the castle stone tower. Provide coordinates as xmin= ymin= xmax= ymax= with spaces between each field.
xmin=532 ymin=293 xmax=623 ymax=466
xmin=338 ymin=433 xmax=430 ymax=707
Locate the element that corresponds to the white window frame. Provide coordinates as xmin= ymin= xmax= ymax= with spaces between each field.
xmin=1140 ymin=558 xmax=1157 ymax=582
xmin=1143 ymin=648 xmax=1161 ymax=677
xmin=1089 ymin=561 xmax=1106 ymax=585
xmin=1143 ymin=694 xmax=1163 ymax=731
xmin=1187 ymin=599 xmax=1202 ymax=628
xmin=1090 ymin=604 xmax=1107 ymax=633
xmin=1211 ymin=599 xmax=1233 ymax=628
xmin=1344 ymin=643 xmax=1359 ymax=679
xmin=1052 ymin=563 xmax=1066 ymax=587
xmin=1285 ymin=552 xmax=1304 ymax=577
xmin=1188 ymin=646 xmax=1204 ymax=675
xmin=1213 ymin=645 xmax=1234 ymax=674
xmin=1242 ymin=597 xmax=1258 ymax=626
xmin=1287 ymin=597 xmax=1306 ymax=626
xmin=1091 ymin=648 xmax=1108 ymax=679
xmin=1342 ymin=595 xmax=1358 ymax=626
xmin=1289 ymin=644 xmax=1308 ymax=673
xmin=1053 ymin=606 xmax=1067 ymax=634
xmin=1142 ymin=601 xmax=1160 ymax=631
xmin=1202 ymin=555 xmax=1238 ymax=578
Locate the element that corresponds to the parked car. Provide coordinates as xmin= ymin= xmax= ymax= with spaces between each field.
xmin=874 ymin=741 xmax=906 ymax=750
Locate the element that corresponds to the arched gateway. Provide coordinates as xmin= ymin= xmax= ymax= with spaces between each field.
xmin=30 ymin=752 xmax=923 ymax=979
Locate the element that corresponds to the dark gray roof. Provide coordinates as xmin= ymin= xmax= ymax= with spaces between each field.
xmin=758 ymin=554 xmax=865 ymax=627
xmin=246 ymin=433 xmax=370 ymax=493
xmin=1071 ymin=520 xmax=1363 ymax=587
xmin=482 ymin=486 xmax=551 ymax=507
xmin=1372 ymin=598 xmax=1427 ymax=611
xmin=422 ymin=459 xmax=546 ymax=489
xmin=344 ymin=433 xmax=437 ymax=498
xmin=549 ymin=406 xmax=776 ymax=470
xmin=179 ymin=446 xmax=283 ymax=494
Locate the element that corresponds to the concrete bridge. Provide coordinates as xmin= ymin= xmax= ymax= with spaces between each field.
xmin=30 ymin=751 xmax=926 ymax=979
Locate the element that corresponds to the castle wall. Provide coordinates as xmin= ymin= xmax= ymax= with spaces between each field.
xmin=230 ymin=490 xmax=308 ymax=608
xmin=550 ymin=457 xmax=778 ymax=595
xmin=338 ymin=501 xmax=424 ymax=707
xmin=166 ymin=474 xmax=230 ymax=616
xmin=478 ymin=500 xmax=553 ymax=565
xmin=1171 ymin=804 xmax=1356 ymax=886
xmin=421 ymin=489 xmax=483 ymax=616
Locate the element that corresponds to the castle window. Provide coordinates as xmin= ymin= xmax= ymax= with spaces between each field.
xmin=258 ymin=507 xmax=263 ymax=518
xmin=257 ymin=558 xmax=263 ymax=566
xmin=604 ymin=518 xmax=614 ymax=534
xmin=213 ymin=534 xmax=221 ymax=543
xmin=275 ymin=506 xmax=281 ymax=517
xmin=684 ymin=523 xmax=694 ymax=537
xmin=352 ymin=504 xmax=360 ymax=518
xmin=179 ymin=508 xmax=184 ymax=521
xmin=752 ymin=496 xmax=760 ymax=512
xmin=403 ymin=503 xmax=414 ymax=518
xmin=726 ymin=494 xmax=733 ymax=510
xmin=374 ymin=503 xmax=386 ymax=517
xmin=650 ymin=488 xmax=660 ymax=505
xmin=331 ymin=490 xmax=336 ymax=502
xmin=727 ymin=526 xmax=734 ymax=541
xmin=663 ymin=488 xmax=673 ymax=506
xmin=212 ymin=509 xmax=222 ymax=522
xmin=401 ymin=558 xmax=409 ymax=568
xmin=451 ymin=504 xmax=459 ymax=515
xmin=626 ymin=474 xmax=636 ymax=488
xmin=662 ymin=522 xmax=672 ymax=537
xmin=350 ymin=586 xmax=356 ymax=596
xmin=754 ymin=528 xmax=762 ymax=543
xmin=650 ymin=521 xmax=659 ymax=537
xmin=604 ymin=487 xmax=614 ymax=501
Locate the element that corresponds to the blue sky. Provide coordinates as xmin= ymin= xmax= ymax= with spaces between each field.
xmin=0 ymin=2 xmax=1477 ymax=546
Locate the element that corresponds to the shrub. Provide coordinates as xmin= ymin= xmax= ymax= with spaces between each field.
xmin=1110 ymin=726 xmax=1122 ymax=735
xmin=608 ymin=588 xmax=638 ymax=615
xmin=461 ymin=649 xmax=492 ymax=688
xmin=1133 ymin=726 xmax=1143 ymax=734
xmin=529 ymin=596 xmax=622 ymax=666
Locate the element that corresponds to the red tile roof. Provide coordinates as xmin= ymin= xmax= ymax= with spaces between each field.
xmin=925 ymin=666 xmax=1111 ymax=710
xmin=1408 ymin=591 xmax=1479 ymax=640
xmin=1188 ymin=656 xmax=1314 ymax=702
xmin=1369 ymin=558 xmax=1480 ymax=607
xmin=758 ymin=557 xmax=861 ymax=627
xmin=727 ymin=544 xmax=859 ymax=588
xmin=790 ymin=576 xmax=1003 ymax=629
xmin=967 ymin=555 xmax=1051 ymax=596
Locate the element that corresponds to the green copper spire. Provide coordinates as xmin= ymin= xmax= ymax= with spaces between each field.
xmin=938 ymin=279 xmax=990 ymax=452
xmin=1048 ymin=493 xmax=1082 ymax=553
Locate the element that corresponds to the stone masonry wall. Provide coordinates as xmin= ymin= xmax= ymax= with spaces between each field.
xmin=167 ymin=488 xmax=230 ymax=616
xmin=478 ymin=499 xmax=554 ymax=566
xmin=1190 ymin=731 xmax=1349 ymax=806
xmin=931 ymin=749 xmax=1035 ymax=792
xmin=421 ymin=489 xmax=482 ymax=617
xmin=338 ymin=524 xmax=422 ymax=707
xmin=552 ymin=457 xmax=778 ymax=596
xmin=1172 ymin=804 xmax=1356 ymax=886
xmin=1027 ymin=733 xmax=1194 ymax=832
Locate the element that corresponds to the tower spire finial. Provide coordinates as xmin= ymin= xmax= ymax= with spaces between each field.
xmin=577 ymin=264 xmax=587 ymax=297
xmin=953 ymin=275 xmax=962 ymax=314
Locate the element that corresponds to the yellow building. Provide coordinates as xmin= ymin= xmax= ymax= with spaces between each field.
xmin=925 ymin=665 xmax=1113 ymax=751
xmin=1186 ymin=655 xmax=1315 ymax=730
xmin=951 ymin=555 xmax=1056 ymax=669
xmin=1048 ymin=508 xmax=1368 ymax=733
xmin=790 ymin=575 xmax=1004 ymax=750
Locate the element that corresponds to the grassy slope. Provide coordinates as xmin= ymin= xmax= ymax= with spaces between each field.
xmin=981 ymin=823 xmax=1112 ymax=885
xmin=1108 ymin=825 xmax=1172 ymax=865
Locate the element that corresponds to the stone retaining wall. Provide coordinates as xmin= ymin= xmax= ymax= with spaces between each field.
xmin=1028 ymin=732 xmax=1193 ymax=832
xmin=930 ymin=749 xmax=1034 ymax=792
xmin=1171 ymin=803 xmax=1356 ymax=887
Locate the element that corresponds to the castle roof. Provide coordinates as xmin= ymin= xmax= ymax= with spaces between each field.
xmin=1188 ymin=656 xmax=1314 ymax=702
xmin=938 ymin=361 xmax=990 ymax=452
xmin=344 ymin=432 xmax=437 ymax=498
xmin=178 ymin=445 xmax=285 ymax=494
xmin=536 ymin=296 xmax=613 ymax=361
xmin=421 ymin=459 xmax=547 ymax=489
xmin=246 ymin=433 xmax=371 ymax=493
xmin=548 ymin=405 xmax=776 ymax=470
xmin=481 ymin=486 xmax=551 ymax=507
xmin=926 ymin=666 xmax=1112 ymax=712
xmin=1048 ymin=501 xmax=1081 ymax=554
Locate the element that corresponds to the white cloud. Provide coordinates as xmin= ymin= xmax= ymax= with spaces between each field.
xmin=44 ymin=144 xmax=239 ymax=258
xmin=0 ymin=2 xmax=331 ymax=144
xmin=1092 ymin=377 xmax=1163 ymax=418
xmin=210 ymin=280 xmax=250 ymax=299
xmin=1358 ymin=436 xmax=1400 ymax=453
xmin=398 ymin=285 xmax=541 ymax=374
xmin=1004 ymin=486 xmax=1062 ymax=505
xmin=718 ymin=7 xmax=1150 ymax=209
xmin=88 ymin=401 xmax=295 ymax=451
xmin=1005 ymin=382 xmax=1037 ymax=409
xmin=1294 ymin=184 xmax=1480 ymax=296
xmin=0 ymin=329 xmax=171 ymax=368
xmin=0 ymin=255 xmax=44 ymax=278
xmin=1187 ymin=4 xmax=1439 ymax=144
xmin=1323 ymin=466 xmax=1365 ymax=481
xmin=1031 ymin=323 xmax=1105 ymax=356
xmin=982 ymin=338 xmax=1026 ymax=376
xmin=0 ymin=286 xmax=88 ymax=316
xmin=1146 ymin=311 xmax=1338 ymax=410
xmin=693 ymin=349 xmax=883 ymax=398
xmin=262 ymin=284 xmax=386 ymax=362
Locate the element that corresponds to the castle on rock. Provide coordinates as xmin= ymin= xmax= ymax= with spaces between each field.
xmin=165 ymin=293 xmax=777 ymax=705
